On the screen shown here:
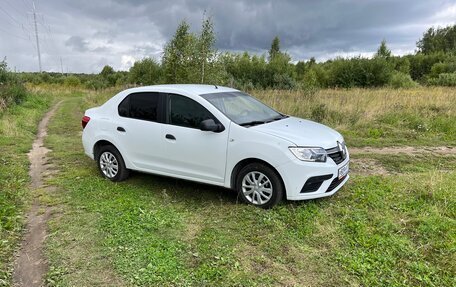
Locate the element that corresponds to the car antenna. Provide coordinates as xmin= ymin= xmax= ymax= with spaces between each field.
xmin=214 ymin=85 xmax=218 ymax=89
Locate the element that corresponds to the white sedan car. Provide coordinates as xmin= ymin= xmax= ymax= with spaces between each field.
xmin=82 ymin=84 xmax=349 ymax=208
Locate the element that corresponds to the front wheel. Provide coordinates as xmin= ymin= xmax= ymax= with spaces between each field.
xmin=97 ymin=145 xmax=130 ymax=182
xmin=236 ymin=163 xmax=284 ymax=208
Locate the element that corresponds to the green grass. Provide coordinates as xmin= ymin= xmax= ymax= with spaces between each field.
xmin=39 ymin=91 xmax=455 ymax=286
xmin=0 ymin=93 xmax=52 ymax=285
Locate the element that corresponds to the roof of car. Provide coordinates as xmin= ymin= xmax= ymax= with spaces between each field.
xmin=123 ymin=84 xmax=239 ymax=96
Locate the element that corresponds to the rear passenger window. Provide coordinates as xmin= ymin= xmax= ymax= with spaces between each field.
xmin=169 ymin=94 xmax=214 ymax=129
xmin=118 ymin=92 xmax=160 ymax=122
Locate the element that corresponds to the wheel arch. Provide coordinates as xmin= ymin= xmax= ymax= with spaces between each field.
xmin=230 ymin=158 xmax=286 ymax=196
xmin=93 ymin=140 xmax=118 ymax=159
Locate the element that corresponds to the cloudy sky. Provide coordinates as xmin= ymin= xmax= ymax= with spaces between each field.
xmin=1 ymin=0 xmax=455 ymax=73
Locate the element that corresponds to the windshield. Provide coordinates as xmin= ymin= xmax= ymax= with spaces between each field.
xmin=200 ymin=92 xmax=285 ymax=126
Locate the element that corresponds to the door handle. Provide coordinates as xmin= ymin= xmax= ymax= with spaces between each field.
xmin=165 ymin=134 xmax=176 ymax=140
xmin=117 ymin=127 xmax=126 ymax=132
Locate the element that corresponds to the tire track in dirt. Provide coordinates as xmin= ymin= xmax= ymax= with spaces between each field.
xmin=349 ymin=146 xmax=456 ymax=155
xmin=349 ymin=146 xmax=455 ymax=175
xmin=12 ymin=101 xmax=62 ymax=287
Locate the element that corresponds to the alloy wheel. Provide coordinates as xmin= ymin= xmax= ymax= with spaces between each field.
xmin=99 ymin=151 xmax=119 ymax=178
xmin=241 ymin=171 xmax=273 ymax=205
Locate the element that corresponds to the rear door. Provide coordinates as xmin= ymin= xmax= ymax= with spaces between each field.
xmin=161 ymin=93 xmax=229 ymax=183
xmin=115 ymin=92 xmax=167 ymax=172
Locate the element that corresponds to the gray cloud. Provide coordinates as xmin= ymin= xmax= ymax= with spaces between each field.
xmin=0 ymin=0 xmax=455 ymax=73
xmin=65 ymin=36 xmax=89 ymax=52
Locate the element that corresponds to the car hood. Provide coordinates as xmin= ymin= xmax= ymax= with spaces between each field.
xmin=251 ymin=116 xmax=343 ymax=148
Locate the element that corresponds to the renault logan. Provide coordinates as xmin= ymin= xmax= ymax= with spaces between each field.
xmin=82 ymin=85 xmax=349 ymax=208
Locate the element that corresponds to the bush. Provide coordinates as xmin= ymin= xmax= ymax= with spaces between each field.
xmin=85 ymin=76 xmax=109 ymax=90
xmin=0 ymin=59 xmax=27 ymax=112
xmin=389 ymin=71 xmax=419 ymax=88
xmin=0 ymin=60 xmax=9 ymax=84
xmin=327 ymin=57 xmax=393 ymax=88
xmin=64 ymin=75 xmax=81 ymax=87
xmin=301 ymin=69 xmax=319 ymax=88
xmin=310 ymin=103 xmax=327 ymax=122
xmin=429 ymin=61 xmax=456 ymax=78
xmin=271 ymin=73 xmax=296 ymax=89
xmin=427 ymin=73 xmax=456 ymax=86
xmin=407 ymin=52 xmax=451 ymax=81
xmin=129 ymin=58 xmax=162 ymax=85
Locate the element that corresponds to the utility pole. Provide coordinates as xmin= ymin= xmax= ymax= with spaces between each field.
xmin=32 ymin=1 xmax=42 ymax=72
xmin=60 ymin=57 xmax=63 ymax=74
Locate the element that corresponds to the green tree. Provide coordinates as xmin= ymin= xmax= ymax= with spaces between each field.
xmin=308 ymin=57 xmax=317 ymax=66
xmin=197 ymin=16 xmax=216 ymax=83
xmin=129 ymin=58 xmax=162 ymax=85
xmin=375 ymin=40 xmax=392 ymax=59
xmin=417 ymin=25 xmax=456 ymax=54
xmin=0 ymin=58 xmax=10 ymax=84
xmin=162 ymin=21 xmax=197 ymax=83
xmin=269 ymin=36 xmax=281 ymax=61
xmin=99 ymin=65 xmax=117 ymax=86
xmin=100 ymin=65 xmax=114 ymax=78
xmin=268 ymin=52 xmax=296 ymax=89
xmin=295 ymin=61 xmax=306 ymax=79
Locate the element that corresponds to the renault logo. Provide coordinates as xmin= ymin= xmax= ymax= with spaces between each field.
xmin=337 ymin=141 xmax=346 ymax=159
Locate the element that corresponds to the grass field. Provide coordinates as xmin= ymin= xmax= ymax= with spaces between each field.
xmin=1 ymin=86 xmax=455 ymax=286
xmin=252 ymin=88 xmax=456 ymax=147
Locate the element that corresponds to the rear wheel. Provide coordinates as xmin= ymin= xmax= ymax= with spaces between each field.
xmin=236 ymin=163 xmax=284 ymax=208
xmin=96 ymin=145 xmax=129 ymax=181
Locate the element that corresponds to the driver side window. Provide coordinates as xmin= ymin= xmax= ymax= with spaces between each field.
xmin=169 ymin=94 xmax=215 ymax=129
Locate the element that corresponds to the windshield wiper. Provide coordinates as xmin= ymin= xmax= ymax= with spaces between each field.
xmin=239 ymin=120 xmax=267 ymax=127
xmin=240 ymin=115 xmax=288 ymax=127
xmin=264 ymin=114 xmax=289 ymax=123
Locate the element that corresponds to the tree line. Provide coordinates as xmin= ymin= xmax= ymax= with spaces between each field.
xmin=11 ymin=20 xmax=456 ymax=90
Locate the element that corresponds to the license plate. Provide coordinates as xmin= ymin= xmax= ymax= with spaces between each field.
xmin=338 ymin=163 xmax=349 ymax=179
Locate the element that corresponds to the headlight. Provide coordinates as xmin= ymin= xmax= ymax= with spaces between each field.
xmin=289 ymin=147 xmax=327 ymax=162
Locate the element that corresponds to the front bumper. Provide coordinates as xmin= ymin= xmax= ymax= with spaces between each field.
xmin=277 ymin=152 xmax=350 ymax=201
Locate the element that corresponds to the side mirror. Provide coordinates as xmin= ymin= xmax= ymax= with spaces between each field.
xmin=200 ymin=119 xmax=224 ymax=133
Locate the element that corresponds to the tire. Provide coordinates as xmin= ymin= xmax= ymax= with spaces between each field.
xmin=96 ymin=145 xmax=130 ymax=182
xmin=236 ymin=163 xmax=284 ymax=209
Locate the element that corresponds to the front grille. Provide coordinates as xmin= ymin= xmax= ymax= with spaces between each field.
xmin=326 ymin=145 xmax=346 ymax=165
xmin=327 ymin=152 xmax=344 ymax=165
xmin=326 ymin=175 xmax=347 ymax=193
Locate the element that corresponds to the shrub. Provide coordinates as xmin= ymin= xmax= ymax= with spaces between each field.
xmin=327 ymin=57 xmax=393 ymax=88
xmin=427 ymin=73 xmax=456 ymax=86
xmin=0 ymin=60 xmax=10 ymax=84
xmin=271 ymin=73 xmax=296 ymax=90
xmin=407 ymin=52 xmax=451 ymax=81
xmin=64 ymin=75 xmax=81 ymax=87
xmin=301 ymin=69 xmax=319 ymax=88
xmin=0 ymin=59 xmax=27 ymax=112
xmin=310 ymin=103 xmax=327 ymax=122
xmin=429 ymin=61 xmax=456 ymax=78
xmin=85 ymin=76 xmax=109 ymax=90
xmin=389 ymin=71 xmax=419 ymax=88
xmin=129 ymin=58 xmax=162 ymax=85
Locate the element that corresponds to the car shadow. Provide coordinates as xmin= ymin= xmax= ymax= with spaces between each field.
xmin=125 ymin=170 xmax=340 ymax=209
xmin=127 ymin=170 xmax=240 ymax=206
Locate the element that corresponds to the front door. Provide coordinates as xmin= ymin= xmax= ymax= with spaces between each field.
xmin=162 ymin=93 xmax=229 ymax=183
